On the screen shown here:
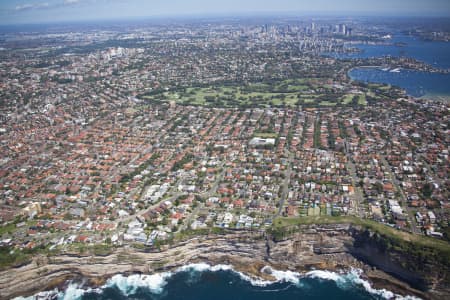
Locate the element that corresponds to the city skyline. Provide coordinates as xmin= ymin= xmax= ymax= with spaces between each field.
xmin=0 ymin=1 xmax=449 ymax=298
xmin=0 ymin=0 xmax=449 ymax=25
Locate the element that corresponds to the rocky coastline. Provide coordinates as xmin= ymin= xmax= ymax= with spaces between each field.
xmin=0 ymin=224 xmax=448 ymax=300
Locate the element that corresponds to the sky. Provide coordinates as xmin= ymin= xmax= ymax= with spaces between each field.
xmin=0 ymin=0 xmax=449 ymax=25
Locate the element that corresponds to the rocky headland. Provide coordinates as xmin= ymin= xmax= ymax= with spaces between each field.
xmin=0 ymin=223 xmax=448 ymax=300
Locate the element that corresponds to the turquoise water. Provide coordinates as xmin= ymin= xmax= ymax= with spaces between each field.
xmin=17 ymin=264 xmax=415 ymax=300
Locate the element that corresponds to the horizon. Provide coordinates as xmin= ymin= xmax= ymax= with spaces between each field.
xmin=0 ymin=0 xmax=449 ymax=25
xmin=0 ymin=12 xmax=450 ymax=28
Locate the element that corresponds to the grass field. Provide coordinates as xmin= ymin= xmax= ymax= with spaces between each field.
xmin=0 ymin=220 xmax=36 ymax=236
xmin=341 ymin=93 xmax=367 ymax=105
xmin=253 ymin=132 xmax=278 ymax=138
xmin=273 ymin=216 xmax=450 ymax=253
xmin=0 ymin=223 xmax=17 ymax=236
xmin=141 ymin=78 xmax=376 ymax=108
xmin=358 ymin=94 xmax=367 ymax=105
xmin=342 ymin=94 xmax=355 ymax=104
xmin=147 ymin=86 xmax=303 ymax=107
xmin=139 ymin=78 xmax=393 ymax=108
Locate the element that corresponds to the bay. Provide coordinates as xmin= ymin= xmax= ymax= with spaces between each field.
xmin=329 ymin=34 xmax=450 ymax=98
xmin=349 ymin=67 xmax=450 ymax=99
xmin=332 ymin=34 xmax=450 ymax=69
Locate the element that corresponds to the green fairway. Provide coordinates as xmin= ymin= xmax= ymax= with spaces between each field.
xmin=358 ymin=94 xmax=367 ymax=105
xmin=140 ymin=78 xmax=382 ymax=108
xmin=342 ymin=94 xmax=355 ymax=104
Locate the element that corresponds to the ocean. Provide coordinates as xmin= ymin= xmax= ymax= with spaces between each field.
xmin=328 ymin=34 xmax=450 ymax=98
xmin=16 ymin=264 xmax=419 ymax=300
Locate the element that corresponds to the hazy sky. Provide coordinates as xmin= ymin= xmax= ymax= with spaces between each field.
xmin=0 ymin=0 xmax=449 ymax=24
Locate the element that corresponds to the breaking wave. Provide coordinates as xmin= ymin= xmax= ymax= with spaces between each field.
xmin=106 ymin=272 xmax=172 ymax=296
xmin=13 ymin=284 xmax=101 ymax=300
xmin=305 ymin=268 xmax=420 ymax=300
xmin=14 ymin=263 xmax=422 ymax=300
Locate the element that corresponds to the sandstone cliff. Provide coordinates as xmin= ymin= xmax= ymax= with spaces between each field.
xmin=0 ymin=224 xmax=447 ymax=300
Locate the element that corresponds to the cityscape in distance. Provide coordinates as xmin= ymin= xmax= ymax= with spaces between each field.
xmin=0 ymin=1 xmax=449 ymax=299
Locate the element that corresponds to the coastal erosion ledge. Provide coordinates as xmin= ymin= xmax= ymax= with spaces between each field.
xmin=0 ymin=223 xmax=448 ymax=300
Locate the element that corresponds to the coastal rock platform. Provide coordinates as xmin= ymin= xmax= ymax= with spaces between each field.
xmin=0 ymin=224 xmax=448 ymax=299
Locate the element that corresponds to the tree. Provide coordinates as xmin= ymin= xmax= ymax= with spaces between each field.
xmin=422 ymin=183 xmax=433 ymax=198
xmin=374 ymin=182 xmax=383 ymax=194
